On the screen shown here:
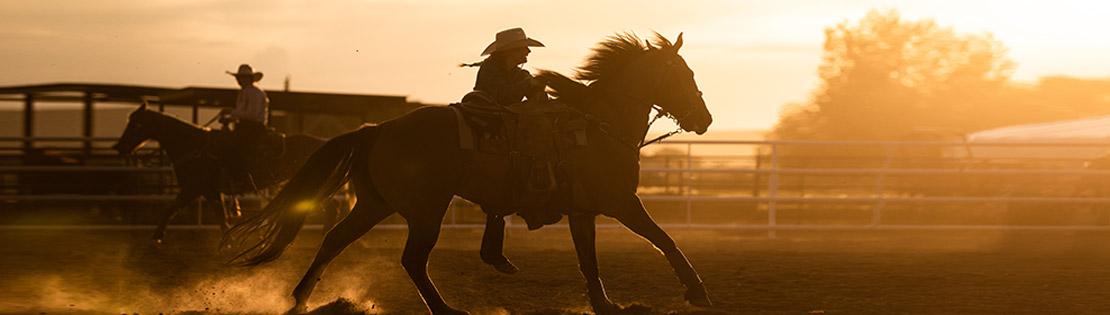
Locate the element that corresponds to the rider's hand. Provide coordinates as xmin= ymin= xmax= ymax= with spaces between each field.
xmin=528 ymin=77 xmax=545 ymax=91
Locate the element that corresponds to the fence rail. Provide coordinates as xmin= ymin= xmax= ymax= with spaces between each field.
xmin=6 ymin=137 xmax=1110 ymax=232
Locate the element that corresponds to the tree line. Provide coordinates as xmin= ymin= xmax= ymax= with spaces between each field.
xmin=771 ymin=9 xmax=1110 ymax=142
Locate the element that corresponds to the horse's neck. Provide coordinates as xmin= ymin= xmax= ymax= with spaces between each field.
xmin=587 ymin=83 xmax=653 ymax=144
xmin=148 ymin=115 xmax=208 ymax=160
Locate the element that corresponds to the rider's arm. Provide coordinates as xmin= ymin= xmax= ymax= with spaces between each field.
xmin=476 ymin=64 xmax=534 ymax=105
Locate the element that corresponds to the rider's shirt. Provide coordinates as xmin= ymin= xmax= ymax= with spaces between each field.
xmin=231 ymin=84 xmax=269 ymax=125
xmin=475 ymin=56 xmax=538 ymax=106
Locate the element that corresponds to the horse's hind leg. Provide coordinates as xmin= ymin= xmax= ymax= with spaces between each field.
xmin=400 ymin=210 xmax=469 ymax=315
xmin=612 ymin=198 xmax=712 ymax=307
xmin=320 ymin=197 xmax=343 ymax=235
xmin=152 ymin=191 xmax=199 ymax=244
xmin=480 ymin=214 xmax=518 ymax=274
xmin=290 ymin=196 xmax=394 ymax=313
xmin=568 ymin=214 xmax=618 ymax=314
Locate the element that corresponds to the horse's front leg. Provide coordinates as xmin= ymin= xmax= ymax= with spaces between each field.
xmin=152 ymin=191 xmax=199 ymax=244
xmin=613 ymin=198 xmax=712 ymax=307
xmin=480 ymin=213 xmax=518 ymax=274
xmin=568 ymin=214 xmax=618 ymax=314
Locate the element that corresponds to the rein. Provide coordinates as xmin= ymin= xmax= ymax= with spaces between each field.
xmin=565 ymin=106 xmax=641 ymax=152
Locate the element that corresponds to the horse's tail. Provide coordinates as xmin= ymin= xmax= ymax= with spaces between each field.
xmin=224 ymin=125 xmax=379 ymax=266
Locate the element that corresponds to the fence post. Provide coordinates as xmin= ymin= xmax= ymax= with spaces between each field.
xmin=196 ymin=199 xmax=203 ymax=226
xmin=686 ymin=142 xmax=693 ymax=226
xmin=872 ymin=144 xmax=893 ymax=226
xmin=768 ymin=143 xmax=779 ymax=238
xmin=82 ymin=92 xmax=94 ymax=158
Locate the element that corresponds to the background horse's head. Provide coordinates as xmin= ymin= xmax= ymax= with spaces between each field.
xmin=112 ymin=101 xmax=156 ymax=156
xmin=578 ymin=32 xmax=713 ymax=135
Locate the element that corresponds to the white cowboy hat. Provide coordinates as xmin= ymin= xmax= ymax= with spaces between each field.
xmin=226 ymin=64 xmax=263 ymax=81
xmin=481 ymin=27 xmax=545 ymax=56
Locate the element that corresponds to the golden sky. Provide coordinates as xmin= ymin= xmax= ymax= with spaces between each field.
xmin=2 ymin=0 xmax=1108 ymax=132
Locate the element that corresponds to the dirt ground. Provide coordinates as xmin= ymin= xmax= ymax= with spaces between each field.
xmin=3 ymin=225 xmax=1110 ymax=315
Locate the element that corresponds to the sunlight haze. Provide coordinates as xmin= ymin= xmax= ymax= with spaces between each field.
xmin=2 ymin=0 xmax=1108 ymax=131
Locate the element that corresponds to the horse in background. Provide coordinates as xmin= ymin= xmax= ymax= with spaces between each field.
xmin=113 ymin=102 xmax=342 ymax=243
xmin=226 ymin=32 xmax=713 ymax=314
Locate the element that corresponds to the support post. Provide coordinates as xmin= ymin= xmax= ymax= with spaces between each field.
xmin=685 ymin=142 xmax=693 ymax=226
xmin=23 ymin=93 xmax=34 ymax=152
xmin=83 ymin=92 xmax=94 ymax=159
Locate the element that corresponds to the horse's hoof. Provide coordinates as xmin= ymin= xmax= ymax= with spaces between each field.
xmin=493 ymin=262 xmax=519 ymax=274
xmin=285 ymin=304 xmax=307 ymax=315
xmin=590 ymin=300 xmax=620 ymax=315
xmin=685 ymin=287 xmax=713 ymax=307
xmin=431 ymin=307 xmax=469 ymax=315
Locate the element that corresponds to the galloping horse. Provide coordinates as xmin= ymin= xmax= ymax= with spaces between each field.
xmin=227 ymin=32 xmax=713 ymax=314
xmin=113 ymin=103 xmax=337 ymax=243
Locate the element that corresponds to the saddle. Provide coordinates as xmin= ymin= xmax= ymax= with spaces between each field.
xmin=208 ymin=128 xmax=288 ymax=193
xmin=451 ymin=91 xmax=590 ymax=229
xmin=209 ymin=129 xmax=288 ymax=161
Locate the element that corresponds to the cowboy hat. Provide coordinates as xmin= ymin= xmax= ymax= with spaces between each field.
xmin=481 ymin=27 xmax=544 ymax=56
xmin=225 ymin=64 xmax=263 ymax=81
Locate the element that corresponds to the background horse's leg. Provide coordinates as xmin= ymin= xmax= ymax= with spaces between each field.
xmin=152 ymin=191 xmax=200 ymax=244
xmin=480 ymin=214 xmax=518 ymax=274
xmin=612 ymin=198 xmax=712 ymax=307
xmin=201 ymin=192 xmax=230 ymax=233
xmin=401 ymin=209 xmax=468 ymax=315
xmin=568 ymin=214 xmax=618 ymax=314
xmin=290 ymin=196 xmax=394 ymax=314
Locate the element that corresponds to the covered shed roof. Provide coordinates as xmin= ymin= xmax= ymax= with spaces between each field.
xmin=968 ymin=116 xmax=1110 ymax=143
xmin=952 ymin=116 xmax=1110 ymax=160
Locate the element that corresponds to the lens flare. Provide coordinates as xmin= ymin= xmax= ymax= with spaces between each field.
xmin=294 ymin=200 xmax=315 ymax=212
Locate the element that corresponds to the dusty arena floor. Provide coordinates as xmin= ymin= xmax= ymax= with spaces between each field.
xmin=4 ymin=225 xmax=1110 ymax=314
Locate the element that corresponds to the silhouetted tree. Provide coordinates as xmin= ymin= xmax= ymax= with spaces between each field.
xmin=772 ymin=9 xmax=1015 ymax=141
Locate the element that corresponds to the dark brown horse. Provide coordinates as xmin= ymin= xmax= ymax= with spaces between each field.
xmin=227 ymin=32 xmax=713 ymax=314
xmin=113 ymin=103 xmax=337 ymax=243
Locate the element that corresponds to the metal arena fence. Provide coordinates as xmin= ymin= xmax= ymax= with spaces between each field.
xmin=5 ymin=136 xmax=1110 ymax=232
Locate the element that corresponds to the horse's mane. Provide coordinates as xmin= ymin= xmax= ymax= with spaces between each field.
xmin=537 ymin=32 xmax=675 ymax=102
xmin=576 ymin=32 xmax=674 ymax=82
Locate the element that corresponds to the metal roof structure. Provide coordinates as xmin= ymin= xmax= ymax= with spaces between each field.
xmin=0 ymin=82 xmax=426 ymax=151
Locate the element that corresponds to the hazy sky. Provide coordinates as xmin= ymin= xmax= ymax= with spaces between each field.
xmin=2 ymin=0 xmax=1109 ymax=132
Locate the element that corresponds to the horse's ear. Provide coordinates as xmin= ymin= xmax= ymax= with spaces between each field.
xmin=139 ymin=100 xmax=148 ymax=111
xmin=662 ymin=33 xmax=683 ymax=55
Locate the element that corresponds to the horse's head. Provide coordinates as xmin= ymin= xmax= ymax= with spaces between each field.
xmin=643 ymin=33 xmax=712 ymax=135
xmin=112 ymin=101 xmax=155 ymax=156
xmin=579 ymin=32 xmax=712 ymax=135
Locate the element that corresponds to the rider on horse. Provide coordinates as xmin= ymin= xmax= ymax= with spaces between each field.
xmin=220 ymin=64 xmax=270 ymax=190
xmin=462 ymin=27 xmax=566 ymax=229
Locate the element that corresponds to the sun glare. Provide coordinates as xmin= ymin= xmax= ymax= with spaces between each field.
xmin=294 ymin=200 xmax=315 ymax=212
